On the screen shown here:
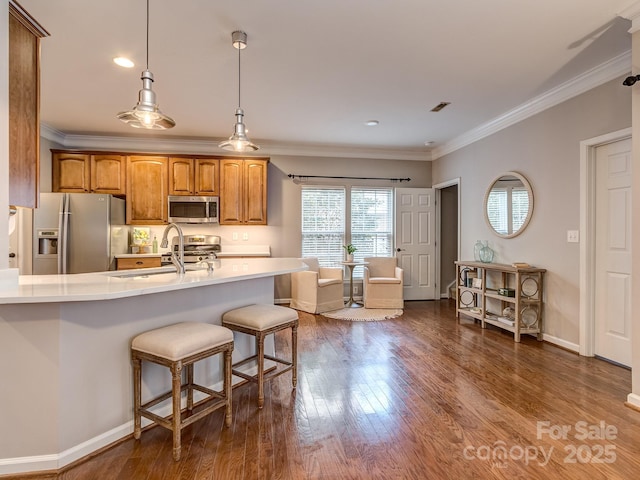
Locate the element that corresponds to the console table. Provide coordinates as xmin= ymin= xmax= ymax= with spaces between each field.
xmin=455 ymin=261 xmax=546 ymax=342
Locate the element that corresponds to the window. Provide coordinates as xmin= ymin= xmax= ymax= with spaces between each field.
xmin=301 ymin=187 xmax=345 ymax=266
xmin=351 ymin=187 xmax=393 ymax=261
xmin=301 ymin=186 xmax=394 ymax=272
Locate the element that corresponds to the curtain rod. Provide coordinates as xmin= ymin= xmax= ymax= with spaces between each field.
xmin=288 ymin=174 xmax=411 ymax=182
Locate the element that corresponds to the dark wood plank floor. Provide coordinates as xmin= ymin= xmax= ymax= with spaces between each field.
xmin=12 ymin=300 xmax=640 ymax=480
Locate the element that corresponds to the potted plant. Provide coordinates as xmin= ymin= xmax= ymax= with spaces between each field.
xmin=343 ymin=244 xmax=357 ymax=262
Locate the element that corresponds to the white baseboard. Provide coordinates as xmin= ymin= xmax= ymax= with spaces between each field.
xmin=0 ymin=364 xmax=273 ymax=476
xmin=542 ymin=334 xmax=579 ymax=353
xmin=626 ymin=393 xmax=640 ymax=410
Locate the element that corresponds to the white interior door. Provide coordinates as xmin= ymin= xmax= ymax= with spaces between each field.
xmin=594 ymin=138 xmax=632 ymax=367
xmin=395 ymin=188 xmax=436 ymax=300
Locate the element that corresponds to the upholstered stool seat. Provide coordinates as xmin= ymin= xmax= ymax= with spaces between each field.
xmin=222 ymin=304 xmax=299 ymax=408
xmin=131 ymin=322 xmax=234 ymax=461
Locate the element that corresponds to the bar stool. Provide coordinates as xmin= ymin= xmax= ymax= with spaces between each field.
xmin=131 ymin=322 xmax=234 ymax=461
xmin=222 ymin=304 xmax=298 ymax=408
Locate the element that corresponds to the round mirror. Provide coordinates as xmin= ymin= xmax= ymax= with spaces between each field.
xmin=484 ymin=171 xmax=533 ymax=238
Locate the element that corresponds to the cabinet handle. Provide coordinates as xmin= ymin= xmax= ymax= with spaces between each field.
xmin=136 ymin=261 xmax=143 ymax=265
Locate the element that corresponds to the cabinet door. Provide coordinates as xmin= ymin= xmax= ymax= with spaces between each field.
xmin=219 ymin=159 xmax=244 ymax=224
xmin=195 ymin=158 xmax=219 ymax=196
xmin=9 ymin=6 xmax=46 ymax=207
xmin=244 ymin=160 xmax=268 ymax=224
xmin=169 ymin=157 xmax=194 ymax=195
xmin=52 ymin=152 xmax=90 ymax=193
xmin=91 ymin=154 xmax=125 ymax=194
xmin=126 ymin=156 xmax=168 ymax=224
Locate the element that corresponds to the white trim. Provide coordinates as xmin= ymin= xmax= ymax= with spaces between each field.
xmin=432 ymin=51 xmax=631 ymax=160
xmin=433 ymin=178 xmax=461 ymax=298
xmin=619 ymin=1 xmax=640 ymax=33
xmin=542 ymin=334 xmax=580 ymax=354
xmin=40 ymin=127 xmax=432 ymax=162
xmin=579 ymin=128 xmax=632 ymax=357
xmin=627 ymin=393 xmax=640 ymax=409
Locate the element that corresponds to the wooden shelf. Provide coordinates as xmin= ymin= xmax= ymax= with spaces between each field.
xmin=455 ymin=261 xmax=546 ymax=342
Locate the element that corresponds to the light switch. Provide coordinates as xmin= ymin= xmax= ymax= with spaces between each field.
xmin=567 ymin=230 xmax=579 ymax=243
xmin=232 ymin=232 xmax=238 ymax=241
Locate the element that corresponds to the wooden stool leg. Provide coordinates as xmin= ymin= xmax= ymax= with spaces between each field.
xmin=257 ymin=333 xmax=265 ymax=409
xmin=224 ymin=348 xmax=232 ymax=427
xmin=132 ymin=354 xmax=142 ymax=440
xmin=186 ymin=363 xmax=194 ymax=411
xmin=171 ymin=362 xmax=183 ymax=461
xmin=292 ymin=325 xmax=298 ymax=388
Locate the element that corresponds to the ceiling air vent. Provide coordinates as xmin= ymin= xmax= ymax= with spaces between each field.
xmin=430 ymin=102 xmax=451 ymax=112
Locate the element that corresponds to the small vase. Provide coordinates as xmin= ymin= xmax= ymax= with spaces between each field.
xmin=346 ymin=254 xmax=354 ymax=263
xmin=473 ymin=240 xmax=483 ymax=261
xmin=479 ymin=242 xmax=494 ymax=263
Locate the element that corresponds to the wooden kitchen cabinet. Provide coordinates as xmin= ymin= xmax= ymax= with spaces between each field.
xmin=116 ymin=256 xmax=162 ymax=270
xmin=52 ymin=152 xmax=125 ymax=194
xmin=126 ymin=155 xmax=169 ymax=224
xmin=8 ymin=2 xmax=48 ymax=208
xmin=169 ymin=157 xmax=219 ymax=196
xmin=220 ymin=158 xmax=268 ymax=225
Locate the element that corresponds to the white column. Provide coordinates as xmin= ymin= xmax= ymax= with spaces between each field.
xmin=620 ymin=1 xmax=640 ymax=409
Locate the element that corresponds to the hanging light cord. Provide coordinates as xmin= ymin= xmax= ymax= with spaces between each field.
xmin=145 ymin=0 xmax=149 ymax=70
xmin=237 ymin=43 xmax=241 ymax=108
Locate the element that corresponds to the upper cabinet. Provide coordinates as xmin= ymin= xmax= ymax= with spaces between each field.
xmin=168 ymin=157 xmax=219 ymax=196
xmin=8 ymin=2 xmax=49 ymax=208
xmin=52 ymin=151 xmax=125 ymax=194
xmin=220 ymin=159 xmax=268 ymax=225
xmin=126 ymin=156 xmax=169 ymax=224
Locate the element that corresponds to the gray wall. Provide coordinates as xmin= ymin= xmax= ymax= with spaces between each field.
xmin=432 ymin=76 xmax=631 ymax=346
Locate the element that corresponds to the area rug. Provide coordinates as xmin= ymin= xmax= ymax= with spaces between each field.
xmin=322 ymin=308 xmax=403 ymax=321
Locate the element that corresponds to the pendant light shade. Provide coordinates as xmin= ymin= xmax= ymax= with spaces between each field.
xmin=219 ymin=31 xmax=259 ymax=152
xmin=117 ymin=0 xmax=175 ymax=129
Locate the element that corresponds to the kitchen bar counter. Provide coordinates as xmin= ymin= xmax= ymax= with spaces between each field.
xmin=0 ymin=258 xmax=305 ymax=475
xmin=0 ymin=257 xmax=301 ymax=304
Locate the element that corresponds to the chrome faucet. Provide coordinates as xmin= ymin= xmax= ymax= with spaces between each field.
xmin=160 ymin=223 xmax=185 ymax=274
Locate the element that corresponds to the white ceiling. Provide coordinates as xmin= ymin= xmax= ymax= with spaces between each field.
xmin=18 ymin=0 xmax=634 ymax=160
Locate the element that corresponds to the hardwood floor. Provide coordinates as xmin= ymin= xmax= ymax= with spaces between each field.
xmin=12 ymin=300 xmax=640 ymax=479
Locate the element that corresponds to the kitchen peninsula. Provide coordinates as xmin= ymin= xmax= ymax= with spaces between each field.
xmin=0 ymin=257 xmax=306 ymax=475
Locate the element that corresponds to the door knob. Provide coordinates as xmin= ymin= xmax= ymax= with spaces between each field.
xmin=396 ymin=248 xmax=405 ymax=252
xmin=9 ymin=253 xmax=16 ymax=258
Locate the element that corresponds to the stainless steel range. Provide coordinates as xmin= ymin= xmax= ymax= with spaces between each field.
xmin=160 ymin=234 xmax=221 ymax=266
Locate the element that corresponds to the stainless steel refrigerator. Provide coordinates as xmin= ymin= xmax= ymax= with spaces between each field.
xmin=33 ymin=193 xmax=128 ymax=274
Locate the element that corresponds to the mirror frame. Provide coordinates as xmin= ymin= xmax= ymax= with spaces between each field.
xmin=483 ymin=171 xmax=534 ymax=239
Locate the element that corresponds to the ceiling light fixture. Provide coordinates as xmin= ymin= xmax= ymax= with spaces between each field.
xmin=219 ymin=31 xmax=259 ymax=152
xmin=365 ymin=120 xmax=379 ymax=126
xmin=116 ymin=0 xmax=175 ymax=129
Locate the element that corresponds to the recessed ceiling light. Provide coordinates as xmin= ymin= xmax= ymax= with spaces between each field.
xmin=113 ymin=57 xmax=135 ymax=68
xmin=365 ymin=120 xmax=379 ymax=126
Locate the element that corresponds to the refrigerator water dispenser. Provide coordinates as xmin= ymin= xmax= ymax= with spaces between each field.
xmin=37 ymin=229 xmax=58 ymax=255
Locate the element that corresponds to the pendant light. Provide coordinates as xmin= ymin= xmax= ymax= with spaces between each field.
xmin=117 ymin=0 xmax=175 ymax=129
xmin=219 ymin=31 xmax=259 ymax=152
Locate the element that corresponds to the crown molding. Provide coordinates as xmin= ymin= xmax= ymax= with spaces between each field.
xmin=39 ymin=128 xmax=431 ymax=161
xmin=619 ymin=1 xmax=640 ymax=33
xmin=431 ymin=50 xmax=631 ymax=160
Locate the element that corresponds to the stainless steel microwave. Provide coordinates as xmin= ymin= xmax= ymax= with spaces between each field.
xmin=168 ymin=196 xmax=219 ymax=224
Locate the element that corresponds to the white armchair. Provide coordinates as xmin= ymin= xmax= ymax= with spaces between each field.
xmin=363 ymin=257 xmax=404 ymax=309
xmin=290 ymin=258 xmax=344 ymax=313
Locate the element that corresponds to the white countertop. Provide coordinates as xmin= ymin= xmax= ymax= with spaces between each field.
xmin=0 ymin=257 xmax=305 ymax=304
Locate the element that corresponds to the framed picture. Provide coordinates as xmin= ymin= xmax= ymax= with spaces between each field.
xmin=472 ymin=278 xmax=483 ymax=289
